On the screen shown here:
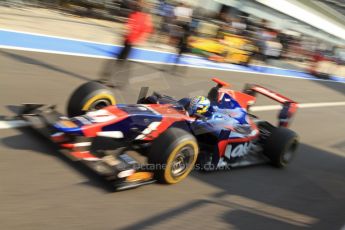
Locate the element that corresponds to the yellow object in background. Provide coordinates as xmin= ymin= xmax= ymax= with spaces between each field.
xmin=189 ymin=33 xmax=257 ymax=65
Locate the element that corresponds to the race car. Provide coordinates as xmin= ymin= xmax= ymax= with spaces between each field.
xmin=15 ymin=78 xmax=299 ymax=191
xmin=189 ymin=33 xmax=258 ymax=65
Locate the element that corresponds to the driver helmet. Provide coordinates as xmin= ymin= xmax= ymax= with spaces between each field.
xmin=189 ymin=96 xmax=210 ymax=115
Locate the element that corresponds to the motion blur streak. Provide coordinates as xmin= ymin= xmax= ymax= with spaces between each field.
xmin=1 ymin=101 xmax=345 ymax=129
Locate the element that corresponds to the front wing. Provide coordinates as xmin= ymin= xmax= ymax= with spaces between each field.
xmin=16 ymin=104 xmax=155 ymax=191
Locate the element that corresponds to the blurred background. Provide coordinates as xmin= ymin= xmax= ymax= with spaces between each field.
xmin=1 ymin=0 xmax=345 ymax=79
xmin=1 ymin=0 xmax=345 ymax=77
xmin=1 ymin=2 xmax=345 ymax=230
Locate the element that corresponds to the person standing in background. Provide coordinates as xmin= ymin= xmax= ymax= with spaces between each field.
xmin=100 ymin=0 xmax=153 ymax=87
xmin=173 ymin=3 xmax=193 ymax=65
xmin=157 ymin=0 xmax=174 ymax=35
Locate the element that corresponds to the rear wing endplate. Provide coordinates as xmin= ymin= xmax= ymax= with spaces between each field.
xmin=243 ymin=84 xmax=298 ymax=127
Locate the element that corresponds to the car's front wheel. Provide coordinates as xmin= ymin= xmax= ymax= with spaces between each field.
xmin=148 ymin=128 xmax=199 ymax=184
xmin=67 ymin=81 xmax=116 ymax=117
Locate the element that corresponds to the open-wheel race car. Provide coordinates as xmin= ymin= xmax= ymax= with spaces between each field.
xmin=16 ymin=78 xmax=299 ymax=191
xmin=189 ymin=33 xmax=258 ymax=65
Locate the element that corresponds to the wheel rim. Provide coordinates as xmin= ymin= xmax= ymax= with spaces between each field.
xmin=282 ymin=140 xmax=298 ymax=163
xmin=170 ymin=146 xmax=194 ymax=178
xmin=89 ymin=99 xmax=111 ymax=111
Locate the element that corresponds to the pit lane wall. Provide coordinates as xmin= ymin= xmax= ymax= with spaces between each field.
xmin=0 ymin=28 xmax=344 ymax=84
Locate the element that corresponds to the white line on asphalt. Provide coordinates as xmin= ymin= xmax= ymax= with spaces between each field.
xmin=250 ymin=105 xmax=282 ymax=111
xmin=0 ymin=45 xmax=112 ymax=59
xmin=0 ymin=28 xmax=124 ymax=47
xmin=1 ymin=101 xmax=345 ymax=130
xmin=1 ymin=45 xmax=344 ymax=84
xmin=0 ymin=28 xmax=302 ymax=73
xmin=0 ymin=28 xmax=314 ymax=72
xmin=0 ymin=120 xmax=30 ymax=129
xmin=251 ymin=101 xmax=345 ymax=111
xmin=299 ymin=101 xmax=345 ymax=108
xmin=0 ymin=28 xmax=178 ymax=55
xmin=0 ymin=28 xmax=321 ymax=71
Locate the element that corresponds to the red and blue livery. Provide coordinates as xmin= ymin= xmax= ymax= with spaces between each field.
xmin=17 ymin=78 xmax=299 ymax=191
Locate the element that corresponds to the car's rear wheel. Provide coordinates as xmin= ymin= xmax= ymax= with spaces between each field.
xmin=148 ymin=128 xmax=199 ymax=184
xmin=67 ymin=81 xmax=116 ymax=117
xmin=263 ymin=127 xmax=299 ymax=167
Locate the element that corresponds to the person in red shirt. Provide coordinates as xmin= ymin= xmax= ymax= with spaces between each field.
xmin=118 ymin=1 xmax=153 ymax=60
xmin=100 ymin=0 xmax=153 ymax=87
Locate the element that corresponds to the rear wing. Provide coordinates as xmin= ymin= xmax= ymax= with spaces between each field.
xmin=209 ymin=78 xmax=298 ymax=127
xmin=243 ymin=84 xmax=298 ymax=127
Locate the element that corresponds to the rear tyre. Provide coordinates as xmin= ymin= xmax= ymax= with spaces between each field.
xmin=263 ymin=127 xmax=299 ymax=168
xmin=67 ymin=81 xmax=116 ymax=117
xmin=148 ymin=128 xmax=199 ymax=184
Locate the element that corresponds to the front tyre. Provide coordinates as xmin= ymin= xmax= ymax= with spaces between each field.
xmin=67 ymin=81 xmax=116 ymax=117
xmin=263 ymin=127 xmax=299 ymax=168
xmin=148 ymin=128 xmax=199 ymax=184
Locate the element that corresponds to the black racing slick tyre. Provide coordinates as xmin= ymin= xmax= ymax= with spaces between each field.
xmin=67 ymin=81 xmax=116 ymax=117
xmin=148 ymin=128 xmax=199 ymax=184
xmin=263 ymin=127 xmax=299 ymax=168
